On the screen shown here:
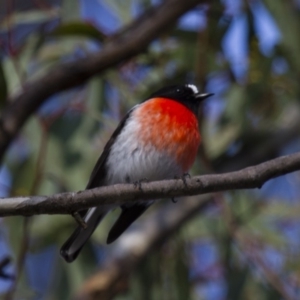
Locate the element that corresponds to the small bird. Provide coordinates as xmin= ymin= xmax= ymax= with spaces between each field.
xmin=60 ymin=84 xmax=213 ymax=262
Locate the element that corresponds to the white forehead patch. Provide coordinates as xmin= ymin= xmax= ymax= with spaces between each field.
xmin=186 ymin=84 xmax=199 ymax=94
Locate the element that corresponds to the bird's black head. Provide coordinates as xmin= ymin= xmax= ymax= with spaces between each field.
xmin=149 ymin=84 xmax=213 ymax=115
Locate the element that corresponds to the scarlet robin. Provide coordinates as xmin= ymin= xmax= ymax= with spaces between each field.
xmin=60 ymin=84 xmax=213 ymax=262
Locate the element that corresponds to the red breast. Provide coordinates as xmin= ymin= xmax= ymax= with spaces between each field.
xmin=134 ymin=97 xmax=200 ymax=172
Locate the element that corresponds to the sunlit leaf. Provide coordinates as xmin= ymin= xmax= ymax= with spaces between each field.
xmin=0 ymin=9 xmax=59 ymax=30
xmin=50 ymin=21 xmax=106 ymax=42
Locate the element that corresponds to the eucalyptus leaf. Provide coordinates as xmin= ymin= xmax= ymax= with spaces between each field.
xmin=50 ymin=21 xmax=106 ymax=43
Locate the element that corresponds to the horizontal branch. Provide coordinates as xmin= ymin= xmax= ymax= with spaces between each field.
xmin=1 ymin=151 xmax=300 ymax=217
xmin=0 ymin=0 xmax=202 ymax=163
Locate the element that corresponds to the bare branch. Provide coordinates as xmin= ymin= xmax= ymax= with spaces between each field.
xmin=0 ymin=151 xmax=300 ymax=217
xmin=0 ymin=0 xmax=203 ymax=163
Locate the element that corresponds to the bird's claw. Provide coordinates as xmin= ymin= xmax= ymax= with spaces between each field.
xmin=183 ymin=172 xmax=191 ymax=179
xmin=175 ymin=173 xmax=190 ymax=187
xmin=72 ymin=212 xmax=88 ymax=229
xmin=182 ymin=172 xmax=191 ymax=187
xmin=134 ymin=178 xmax=148 ymax=191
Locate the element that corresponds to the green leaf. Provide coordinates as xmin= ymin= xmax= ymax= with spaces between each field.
xmin=102 ymin=0 xmax=133 ymax=24
xmin=0 ymin=9 xmax=59 ymax=30
xmin=262 ymin=0 xmax=300 ymax=73
xmin=50 ymin=21 xmax=106 ymax=43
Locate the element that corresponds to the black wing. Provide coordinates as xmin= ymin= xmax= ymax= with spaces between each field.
xmin=60 ymin=106 xmax=139 ymax=262
xmin=86 ymin=105 xmax=138 ymax=189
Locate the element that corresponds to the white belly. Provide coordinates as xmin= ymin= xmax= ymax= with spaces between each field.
xmin=105 ymin=115 xmax=182 ymax=185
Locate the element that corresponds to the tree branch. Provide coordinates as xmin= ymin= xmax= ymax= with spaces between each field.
xmin=0 ymin=0 xmax=203 ymax=163
xmin=0 ymin=151 xmax=300 ymax=217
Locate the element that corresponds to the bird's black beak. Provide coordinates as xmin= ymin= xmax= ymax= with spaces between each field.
xmin=195 ymin=93 xmax=214 ymax=101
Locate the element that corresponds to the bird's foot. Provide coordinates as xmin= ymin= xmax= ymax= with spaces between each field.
xmin=134 ymin=178 xmax=148 ymax=191
xmin=181 ymin=172 xmax=191 ymax=187
xmin=72 ymin=211 xmax=87 ymax=229
xmin=171 ymin=197 xmax=178 ymax=203
xmin=174 ymin=173 xmax=190 ymax=187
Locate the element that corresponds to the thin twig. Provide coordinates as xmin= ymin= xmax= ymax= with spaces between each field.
xmin=4 ymin=217 xmax=31 ymax=300
xmin=30 ymin=118 xmax=49 ymax=195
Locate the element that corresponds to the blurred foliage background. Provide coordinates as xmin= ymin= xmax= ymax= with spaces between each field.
xmin=1 ymin=0 xmax=300 ymax=299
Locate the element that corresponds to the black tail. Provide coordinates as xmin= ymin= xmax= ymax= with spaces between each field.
xmin=106 ymin=204 xmax=150 ymax=244
xmin=60 ymin=207 xmax=109 ymax=263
